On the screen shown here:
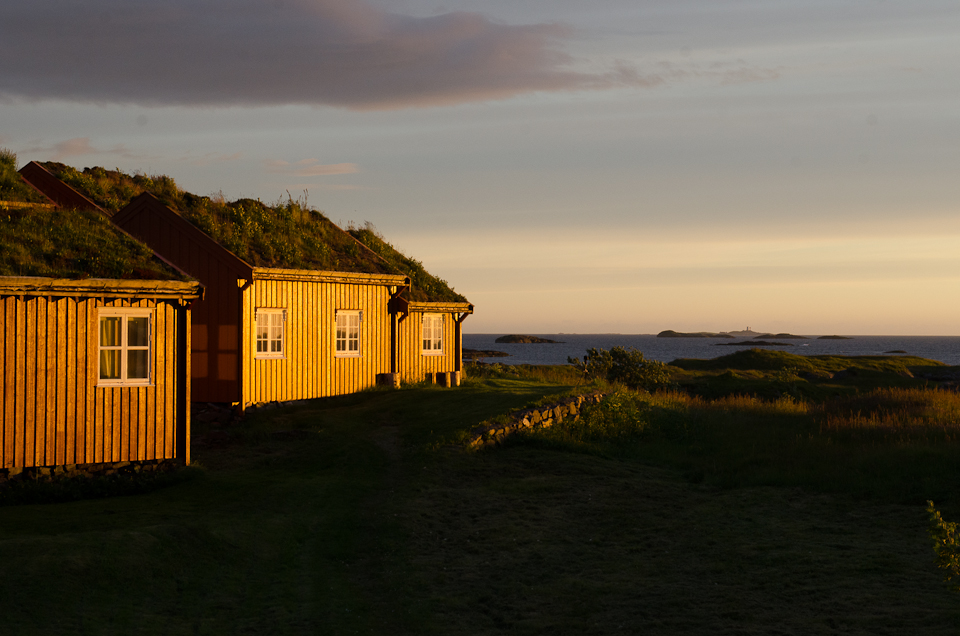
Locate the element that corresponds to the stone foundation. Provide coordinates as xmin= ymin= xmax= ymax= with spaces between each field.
xmin=0 ymin=458 xmax=182 ymax=485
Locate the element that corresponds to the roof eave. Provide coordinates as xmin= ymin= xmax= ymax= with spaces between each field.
xmin=0 ymin=276 xmax=203 ymax=301
xmin=408 ymin=301 xmax=474 ymax=314
xmin=252 ymin=267 xmax=410 ymax=287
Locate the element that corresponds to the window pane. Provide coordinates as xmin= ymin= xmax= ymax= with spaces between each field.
xmin=100 ymin=350 xmax=121 ymax=379
xmin=127 ymin=350 xmax=149 ymax=379
xmin=128 ymin=316 xmax=149 ymax=347
xmin=256 ymin=313 xmax=268 ymax=352
xmin=100 ymin=316 xmax=121 ymax=347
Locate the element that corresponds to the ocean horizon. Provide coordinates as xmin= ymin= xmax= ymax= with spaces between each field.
xmin=462 ymin=334 xmax=960 ymax=367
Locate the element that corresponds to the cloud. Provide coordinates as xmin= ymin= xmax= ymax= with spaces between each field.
xmin=649 ymin=59 xmax=781 ymax=87
xmin=18 ymin=137 xmax=142 ymax=161
xmin=0 ymin=0 xmax=650 ymax=110
xmin=266 ymin=158 xmax=359 ymax=177
xmin=179 ymin=151 xmax=244 ymax=166
xmin=277 ymin=183 xmax=363 ymax=191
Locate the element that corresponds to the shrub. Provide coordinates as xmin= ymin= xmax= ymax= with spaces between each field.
xmin=927 ymin=501 xmax=960 ymax=590
xmin=568 ymin=347 xmax=672 ymax=391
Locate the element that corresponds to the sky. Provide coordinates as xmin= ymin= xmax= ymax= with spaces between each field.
xmin=2 ymin=0 xmax=959 ymax=335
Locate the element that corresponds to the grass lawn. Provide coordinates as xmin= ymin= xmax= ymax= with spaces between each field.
xmin=2 ymin=374 xmax=960 ymax=634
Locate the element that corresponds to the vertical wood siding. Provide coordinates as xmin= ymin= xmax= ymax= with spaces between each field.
xmin=242 ymin=280 xmax=396 ymax=404
xmin=116 ymin=200 xmax=248 ymax=403
xmin=396 ymin=312 xmax=457 ymax=383
xmin=0 ymin=295 xmax=185 ymax=469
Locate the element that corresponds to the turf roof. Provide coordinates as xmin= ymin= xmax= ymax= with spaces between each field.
xmin=0 ymin=204 xmax=190 ymax=281
xmin=348 ymin=224 xmax=467 ymax=303
xmin=38 ymin=162 xmax=467 ymax=301
xmin=0 ymin=150 xmax=47 ymax=204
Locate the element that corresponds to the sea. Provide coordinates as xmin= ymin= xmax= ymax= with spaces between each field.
xmin=462 ymin=334 xmax=960 ymax=367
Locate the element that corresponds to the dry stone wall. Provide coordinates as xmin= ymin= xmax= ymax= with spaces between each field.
xmin=467 ymin=392 xmax=607 ymax=448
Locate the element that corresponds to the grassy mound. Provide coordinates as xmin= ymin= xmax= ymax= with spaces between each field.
xmin=176 ymin=195 xmax=394 ymax=274
xmin=0 ymin=149 xmax=46 ymax=203
xmin=37 ymin=162 xmax=466 ymax=299
xmin=3 ymin=376 xmax=960 ymax=634
xmin=39 ymin=161 xmax=394 ymax=273
xmin=0 ymin=204 xmax=188 ymax=280
xmin=671 ymin=348 xmax=939 ymax=373
xmin=348 ymin=223 xmax=466 ymax=302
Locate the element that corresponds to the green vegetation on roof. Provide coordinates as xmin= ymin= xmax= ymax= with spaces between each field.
xmin=39 ymin=161 xmax=467 ymax=300
xmin=0 ymin=150 xmax=46 ymax=203
xmin=40 ymin=163 xmax=394 ymax=274
xmin=38 ymin=162 xmax=179 ymax=213
xmin=348 ymin=223 xmax=467 ymax=303
xmin=0 ymin=205 xmax=187 ymax=281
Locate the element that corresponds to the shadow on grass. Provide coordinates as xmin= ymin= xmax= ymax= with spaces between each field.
xmin=512 ymin=388 xmax=960 ymax=508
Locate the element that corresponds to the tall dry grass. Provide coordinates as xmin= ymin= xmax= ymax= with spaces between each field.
xmin=817 ymin=388 xmax=960 ymax=443
xmin=517 ymin=386 xmax=960 ymax=503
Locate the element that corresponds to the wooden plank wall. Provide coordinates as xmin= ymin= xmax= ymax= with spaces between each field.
xmin=119 ymin=207 xmax=242 ymax=403
xmin=396 ymin=311 xmax=457 ymax=383
xmin=0 ymin=295 xmax=183 ymax=469
xmin=243 ymin=280 xmax=395 ymax=404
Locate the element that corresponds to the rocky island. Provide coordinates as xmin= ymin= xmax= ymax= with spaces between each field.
xmin=494 ymin=334 xmax=563 ymax=344
xmin=818 ymin=335 xmax=854 ymax=340
xmin=657 ymin=330 xmax=735 ymax=339
xmin=753 ymin=333 xmax=808 ymax=339
xmin=715 ymin=341 xmax=794 ymax=347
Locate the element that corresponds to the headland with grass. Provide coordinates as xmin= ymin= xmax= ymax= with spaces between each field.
xmin=3 ymin=348 xmax=960 ymax=633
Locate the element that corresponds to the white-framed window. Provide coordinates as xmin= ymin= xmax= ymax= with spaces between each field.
xmin=256 ymin=308 xmax=286 ymax=358
xmin=336 ymin=310 xmax=361 ymax=357
xmin=98 ymin=308 xmax=153 ymax=386
xmin=422 ymin=313 xmax=443 ymax=355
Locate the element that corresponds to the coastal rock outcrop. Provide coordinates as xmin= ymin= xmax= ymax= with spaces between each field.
xmin=657 ymin=330 xmax=734 ymax=339
xmin=494 ymin=334 xmax=562 ymax=344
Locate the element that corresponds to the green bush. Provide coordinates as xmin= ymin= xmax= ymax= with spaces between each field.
xmin=568 ymin=347 xmax=672 ymax=391
xmin=927 ymin=501 xmax=960 ymax=590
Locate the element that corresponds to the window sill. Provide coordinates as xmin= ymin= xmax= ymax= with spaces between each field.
xmin=97 ymin=382 xmax=155 ymax=388
xmin=335 ymin=353 xmax=361 ymax=359
xmin=255 ymin=354 xmax=286 ymax=360
xmin=422 ymin=351 xmax=444 ymax=356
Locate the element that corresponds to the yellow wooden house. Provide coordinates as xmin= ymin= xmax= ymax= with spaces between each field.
xmin=0 ymin=203 xmax=201 ymax=473
xmin=112 ymin=192 xmax=471 ymax=407
xmin=19 ymin=162 xmax=473 ymax=408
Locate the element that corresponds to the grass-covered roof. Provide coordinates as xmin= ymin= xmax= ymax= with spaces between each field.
xmin=0 ymin=204 xmax=190 ymax=281
xmin=37 ymin=161 xmax=467 ymax=301
xmin=0 ymin=150 xmax=47 ymax=204
xmin=348 ymin=224 xmax=467 ymax=303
